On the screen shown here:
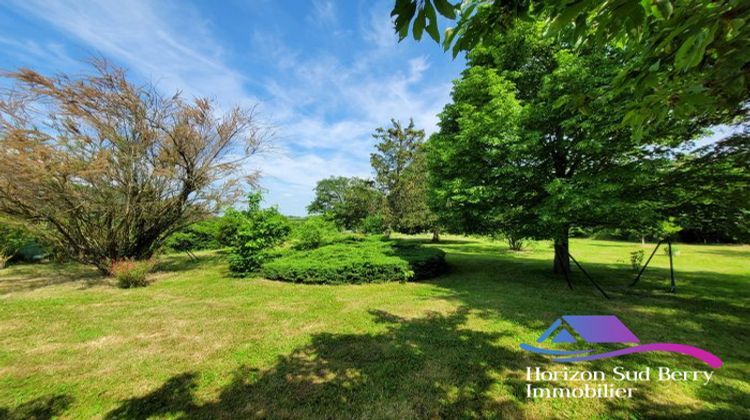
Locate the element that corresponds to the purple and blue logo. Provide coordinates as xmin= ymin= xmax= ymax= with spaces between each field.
xmin=520 ymin=315 xmax=723 ymax=369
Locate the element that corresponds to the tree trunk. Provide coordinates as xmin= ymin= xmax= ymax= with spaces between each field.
xmin=553 ymin=227 xmax=570 ymax=275
xmin=431 ymin=227 xmax=440 ymax=243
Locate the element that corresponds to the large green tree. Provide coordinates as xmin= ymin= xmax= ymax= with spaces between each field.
xmin=307 ymin=176 xmax=383 ymax=231
xmin=427 ymin=24 xmax=690 ymax=274
xmin=371 ymin=119 xmax=437 ymax=235
xmin=392 ymin=0 xmax=750 ymax=137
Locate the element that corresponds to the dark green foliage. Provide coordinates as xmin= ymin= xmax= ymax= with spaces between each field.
xmin=392 ymin=0 xmax=750 ymax=136
xmin=164 ymin=218 xmax=222 ymax=253
xmin=0 ymin=220 xmax=46 ymax=264
xmin=226 ymin=192 xmax=291 ymax=275
xmin=262 ymin=239 xmax=446 ymax=284
xmin=359 ymin=214 xmax=388 ymax=234
xmin=664 ymin=133 xmax=750 ymax=243
xmin=308 ymin=177 xmax=384 ymax=231
xmin=216 ymin=210 xmax=244 ymax=248
xmin=291 ymin=217 xmax=341 ymax=250
xmin=391 ymin=243 xmax=448 ymax=280
xmin=426 ymin=23 xmax=693 ymax=273
xmin=371 ymin=119 xmax=436 ymax=234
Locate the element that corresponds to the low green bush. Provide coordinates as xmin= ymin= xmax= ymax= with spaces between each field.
xmin=111 ymin=259 xmax=156 ymax=288
xmin=262 ymin=239 xmax=447 ymax=284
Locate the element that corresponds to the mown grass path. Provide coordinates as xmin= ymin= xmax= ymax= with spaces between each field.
xmin=1 ymin=237 xmax=748 ymax=418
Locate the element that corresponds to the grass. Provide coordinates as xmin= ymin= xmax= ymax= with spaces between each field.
xmin=0 ymin=236 xmax=748 ymax=418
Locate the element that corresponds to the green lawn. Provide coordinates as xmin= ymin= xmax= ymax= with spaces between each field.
xmin=1 ymin=237 xmax=748 ymax=419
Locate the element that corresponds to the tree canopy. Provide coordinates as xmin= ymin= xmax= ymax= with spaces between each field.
xmin=308 ymin=176 xmax=383 ymax=231
xmin=392 ymin=0 xmax=750 ymax=136
xmin=371 ymin=119 xmax=437 ymax=235
xmin=426 ymin=23 xmax=688 ymax=273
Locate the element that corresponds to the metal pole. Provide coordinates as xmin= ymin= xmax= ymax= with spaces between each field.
xmin=668 ymin=240 xmax=676 ymax=293
xmin=629 ymin=240 xmax=663 ymax=287
xmin=568 ymin=252 xmax=610 ymax=299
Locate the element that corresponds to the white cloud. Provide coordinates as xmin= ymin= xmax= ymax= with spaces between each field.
xmin=4 ymin=0 xmax=457 ymax=216
xmin=307 ymin=0 xmax=337 ymax=26
xmin=6 ymin=0 xmax=255 ymax=107
xmin=0 ymin=36 xmax=78 ymax=69
xmin=361 ymin=4 xmax=398 ymax=49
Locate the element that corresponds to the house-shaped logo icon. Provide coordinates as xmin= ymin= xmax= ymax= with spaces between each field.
xmin=520 ymin=314 xmax=723 ymax=368
xmin=537 ymin=315 xmax=640 ymax=344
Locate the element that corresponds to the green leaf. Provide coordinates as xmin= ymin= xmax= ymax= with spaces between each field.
xmin=674 ymin=25 xmax=717 ymax=71
xmin=549 ymin=1 xmax=589 ymax=33
xmin=391 ymin=0 xmax=413 ymax=17
xmin=433 ymin=0 xmax=456 ymax=19
xmin=443 ymin=27 xmax=455 ymax=51
xmin=413 ymin=7 xmax=426 ymax=40
xmin=395 ymin=2 xmax=417 ymax=41
xmin=424 ymin=1 xmax=441 ymax=42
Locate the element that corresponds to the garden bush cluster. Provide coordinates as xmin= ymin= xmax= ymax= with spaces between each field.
xmin=262 ymin=239 xmax=447 ymax=284
xmin=111 ymin=259 xmax=156 ymax=288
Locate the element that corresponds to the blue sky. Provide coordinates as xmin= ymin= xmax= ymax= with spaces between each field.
xmin=0 ymin=0 xmax=465 ymax=216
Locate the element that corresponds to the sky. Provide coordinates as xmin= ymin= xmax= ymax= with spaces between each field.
xmin=0 ymin=0 xmax=465 ymax=216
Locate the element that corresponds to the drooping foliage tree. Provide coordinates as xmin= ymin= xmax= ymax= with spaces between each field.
xmin=426 ymin=24 xmax=696 ymax=274
xmin=0 ymin=61 xmax=268 ymax=273
xmin=307 ymin=176 xmax=384 ymax=231
xmin=371 ymin=119 xmax=438 ymax=237
xmin=392 ymin=0 xmax=750 ymax=137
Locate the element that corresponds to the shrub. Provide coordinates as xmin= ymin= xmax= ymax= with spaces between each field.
xmin=506 ymin=235 xmax=525 ymax=251
xmin=262 ymin=239 xmax=447 ymax=284
xmin=164 ymin=218 xmax=222 ymax=253
xmin=227 ymin=192 xmax=291 ymax=275
xmin=111 ymin=259 xmax=156 ymax=288
xmin=292 ymin=217 xmax=341 ymax=250
xmin=629 ymin=249 xmax=645 ymax=274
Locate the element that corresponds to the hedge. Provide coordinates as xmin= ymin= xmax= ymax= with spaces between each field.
xmin=261 ymin=239 xmax=447 ymax=284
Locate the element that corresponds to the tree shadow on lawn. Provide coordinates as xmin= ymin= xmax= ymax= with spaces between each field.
xmin=420 ymin=244 xmax=750 ymax=417
xmin=106 ymin=308 xmax=544 ymax=419
xmin=0 ymin=394 xmax=73 ymax=420
xmin=102 ymin=305 xmax=750 ymax=419
xmin=0 ymin=263 xmax=105 ymax=295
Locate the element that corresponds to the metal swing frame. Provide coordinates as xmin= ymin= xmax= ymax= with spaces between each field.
xmin=629 ymin=239 xmax=676 ymax=293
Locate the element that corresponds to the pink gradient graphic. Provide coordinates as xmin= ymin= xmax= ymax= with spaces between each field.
xmin=552 ymin=343 xmax=724 ymax=368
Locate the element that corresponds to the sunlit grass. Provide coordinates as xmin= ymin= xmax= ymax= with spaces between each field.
xmin=0 ymin=237 xmax=747 ymax=418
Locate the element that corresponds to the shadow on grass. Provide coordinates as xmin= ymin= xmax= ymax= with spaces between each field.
xmin=0 ymin=263 xmax=105 ymax=295
xmin=106 ymin=308 xmax=537 ymax=419
xmin=0 ymin=394 xmax=73 ymax=420
xmin=418 ymin=240 xmax=749 ymax=417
